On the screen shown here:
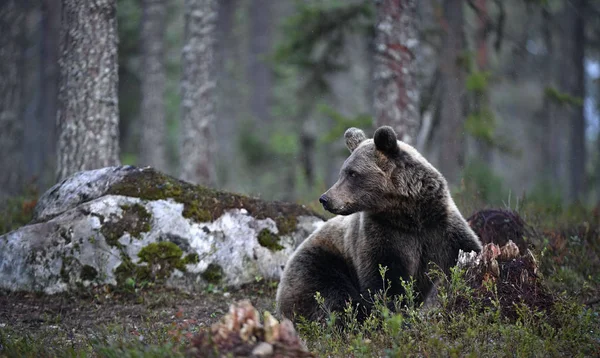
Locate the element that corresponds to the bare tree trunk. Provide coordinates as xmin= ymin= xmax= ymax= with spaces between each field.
xmin=215 ymin=0 xmax=240 ymax=189
xmin=373 ymin=0 xmax=419 ymax=144
xmin=36 ymin=0 xmax=60 ymax=186
xmin=56 ymin=0 xmax=120 ymax=181
xmin=248 ymin=0 xmax=273 ymax=125
xmin=598 ymin=126 xmax=600 ymax=205
xmin=20 ymin=0 xmax=41 ymax=186
xmin=545 ymin=0 xmax=586 ymax=202
xmin=138 ymin=0 xmax=167 ymax=172
xmin=566 ymin=0 xmax=586 ymax=202
xmin=472 ymin=0 xmax=491 ymax=162
xmin=180 ymin=0 xmax=217 ymax=186
xmin=436 ymin=0 xmax=466 ymax=185
xmin=0 ymin=0 xmax=24 ymax=202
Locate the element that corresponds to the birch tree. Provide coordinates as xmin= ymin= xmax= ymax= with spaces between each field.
xmin=180 ymin=0 xmax=217 ymax=186
xmin=372 ymin=0 xmax=420 ymax=144
xmin=56 ymin=0 xmax=120 ymax=181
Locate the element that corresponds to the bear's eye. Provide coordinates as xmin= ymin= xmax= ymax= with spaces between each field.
xmin=347 ymin=170 xmax=358 ymax=178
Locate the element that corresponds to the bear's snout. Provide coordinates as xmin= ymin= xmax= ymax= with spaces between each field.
xmin=319 ymin=195 xmax=330 ymax=210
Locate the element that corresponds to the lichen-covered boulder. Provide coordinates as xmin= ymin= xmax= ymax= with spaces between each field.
xmin=0 ymin=167 xmax=323 ymax=294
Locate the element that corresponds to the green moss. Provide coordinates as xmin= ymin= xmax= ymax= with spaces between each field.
xmin=100 ymin=203 xmax=152 ymax=246
xmin=257 ymin=229 xmax=284 ymax=251
xmin=138 ymin=242 xmax=186 ymax=279
xmin=201 ymin=263 xmax=224 ymax=284
xmin=80 ymin=265 xmax=98 ymax=281
xmin=183 ymin=253 xmax=199 ymax=265
xmin=275 ymin=216 xmax=298 ymax=236
xmin=544 ymin=87 xmax=583 ymax=107
xmin=106 ymin=167 xmax=320 ymax=227
xmin=60 ymin=256 xmax=74 ymax=283
xmin=114 ymin=256 xmax=152 ymax=285
xmin=182 ymin=204 xmax=211 ymax=222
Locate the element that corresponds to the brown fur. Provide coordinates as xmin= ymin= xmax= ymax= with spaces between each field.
xmin=276 ymin=126 xmax=482 ymax=323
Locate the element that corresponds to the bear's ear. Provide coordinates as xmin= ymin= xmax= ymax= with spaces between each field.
xmin=344 ymin=127 xmax=367 ymax=153
xmin=374 ymin=126 xmax=399 ymax=155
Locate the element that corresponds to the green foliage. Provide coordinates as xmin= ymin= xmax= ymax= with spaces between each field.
xmin=464 ymin=108 xmax=496 ymax=144
xmin=522 ymin=180 xmax=565 ymax=216
xmin=269 ymin=130 xmax=299 ymax=157
xmin=320 ymin=105 xmax=373 ymax=144
xmin=544 ymin=87 xmax=584 ymax=107
xmin=466 ymin=71 xmax=491 ymax=93
xmin=0 ymin=190 xmax=37 ymax=236
xmin=273 ymin=0 xmax=373 ymax=73
xmin=273 ymin=0 xmax=373 ymax=106
xmin=456 ymin=160 xmax=508 ymax=206
xmin=117 ymin=0 xmax=142 ymax=56
xmin=296 ymin=263 xmax=600 ymax=357
xmin=238 ymin=122 xmax=273 ymax=167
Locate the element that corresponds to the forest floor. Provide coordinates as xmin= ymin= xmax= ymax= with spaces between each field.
xmin=0 ymin=281 xmax=279 ymax=356
xmin=1 ymin=198 xmax=600 ymax=356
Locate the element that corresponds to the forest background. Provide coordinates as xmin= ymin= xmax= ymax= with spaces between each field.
xmin=1 ymin=0 xmax=600 ymax=214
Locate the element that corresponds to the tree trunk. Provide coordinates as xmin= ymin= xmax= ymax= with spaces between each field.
xmin=436 ymin=0 xmax=466 ymax=185
xmin=472 ymin=0 xmax=492 ymax=162
xmin=248 ymin=0 xmax=273 ymax=125
xmin=545 ymin=0 xmax=586 ymax=202
xmin=566 ymin=0 xmax=586 ymax=202
xmin=138 ymin=0 xmax=167 ymax=172
xmin=597 ymin=125 xmax=600 ymax=205
xmin=180 ymin=0 xmax=217 ymax=186
xmin=0 ymin=0 xmax=24 ymax=203
xmin=372 ymin=0 xmax=419 ymax=144
xmin=56 ymin=0 xmax=120 ymax=181
xmin=36 ymin=0 xmax=60 ymax=187
xmin=215 ymin=0 xmax=240 ymax=189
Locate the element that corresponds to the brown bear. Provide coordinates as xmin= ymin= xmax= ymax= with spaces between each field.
xmin=276 ymin=126 xmax=482 ymax=322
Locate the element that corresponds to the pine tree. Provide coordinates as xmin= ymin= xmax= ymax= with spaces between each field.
xmin=139 ymin=0 xmax=168 ymax=172
xmin=56 ymin=0 xmax=120 ymax=181
xmin=180 ymin=0 xmax=217 ymax=186
xmin=372 ymin=0 xmax=420 ymax=144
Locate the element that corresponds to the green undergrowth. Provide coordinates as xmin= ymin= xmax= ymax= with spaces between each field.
xmin=0 ymin=189 xmax=38 ymax=236
xmin=295 ymin=267 xmax=600 ymax=357
xmin=0 ymin=321 xmax=189 ymax=358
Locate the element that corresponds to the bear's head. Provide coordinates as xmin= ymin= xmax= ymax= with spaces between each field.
xmin=319 ymin=126 xmax=447 ymax=217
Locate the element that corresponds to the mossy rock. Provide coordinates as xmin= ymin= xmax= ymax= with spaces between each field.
xmin=100 ymin=203 xmax=152 ymax=246
xmin=114 ymin=258 xmax=152 ymax=285
xmin=257 ymin=229 xmax=284 ymax=251
xmin=80 ymin=265 xmax=98 ymax=281
xmin=201 ymin=263 xmax=224 ymax=284
xmin=138 ymin=242 xmax=187 ymax=279
xmin=106 ymin=168 xmax=321 ymax=233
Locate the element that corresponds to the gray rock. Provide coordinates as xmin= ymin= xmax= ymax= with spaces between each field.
xmin=1 ymin=167 xmax=323 ymax=294
xmin=33 ymin=166 xmax=137 ymax=222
